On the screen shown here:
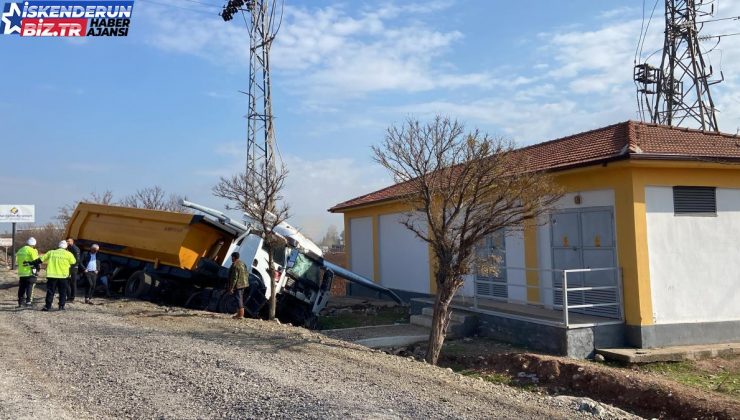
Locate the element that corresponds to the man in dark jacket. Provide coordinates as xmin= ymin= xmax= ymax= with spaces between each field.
xmin=80 ymin=244 xmax=101 ymax=304
xmin=227 ymin=252 xmax=248 ymax=320
xmin=66 ymin=238 xmax=81 ymax=302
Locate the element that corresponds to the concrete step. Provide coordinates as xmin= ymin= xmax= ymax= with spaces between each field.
xmin=322 ymin=324 xmax=431 ymax=349
xmin=421 ymin=306 xmax=470 ymax=323
xmin=410 ymin=312 xmax=478 ymax=338
xmin=413 ymin=307 xmax=480 ymax=338
xmin=410 ymin=314 xmax=443 ymax=329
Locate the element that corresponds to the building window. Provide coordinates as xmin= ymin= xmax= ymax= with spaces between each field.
xmin=673 ymin=186 xmax=717 ymax=215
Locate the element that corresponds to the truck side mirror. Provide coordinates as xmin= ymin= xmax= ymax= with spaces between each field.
xmin=286 ymin=249 xmax=298 ymax=269
xmin=320 ymin=270 xmax=334 ymax=292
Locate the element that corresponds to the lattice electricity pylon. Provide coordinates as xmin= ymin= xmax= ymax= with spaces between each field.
xmin=221 ymin=0 xmax=283 ymax=183
xmin=635 ymin=0 xmax=722 ymax=132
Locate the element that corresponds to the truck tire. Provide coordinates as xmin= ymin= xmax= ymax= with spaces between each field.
xmin=218 ymin=292 xmax=239 ymax=315
xmin=303 ymin=314 xmax=319 ymax=330
xmin=207 ymin=289 xmax=225 ymax=312
xmin=185 ymin=289 xmax=213 ymax=310
xmin=124 ymin=271 xmax=153 ymax=299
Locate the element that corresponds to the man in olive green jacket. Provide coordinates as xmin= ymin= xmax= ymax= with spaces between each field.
xmin=227 ymin=251 xmax=248 ymax=319
xmin=41 ymin=241 xmax=78 ymax=311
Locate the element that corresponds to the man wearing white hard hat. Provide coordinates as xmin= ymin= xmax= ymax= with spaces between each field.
xmin=40 ymin=240 xmax=77 ymax=311
xmin=15 ymin=237 xmax=40 ymax=307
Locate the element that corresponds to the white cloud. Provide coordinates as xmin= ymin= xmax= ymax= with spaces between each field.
xmin=598 ymin=6 xmax=641 ymax=20
xmin=140 ymin=1 xmax=494 ymax=100
xmin=543 ymin=19 xmax=643 ymax=90
xmin=394 ymin=94 xmax=638 ymax=145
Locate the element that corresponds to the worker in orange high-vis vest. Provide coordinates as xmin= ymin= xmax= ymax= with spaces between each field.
xmin=40 ymin=241 xmax=78 ymax=311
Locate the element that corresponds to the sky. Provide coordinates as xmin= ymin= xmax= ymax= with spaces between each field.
xmin=2 ymin=0 xmax=740 ymax=240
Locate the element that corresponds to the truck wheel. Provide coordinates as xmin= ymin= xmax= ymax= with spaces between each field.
xmin=124 ymin=271 xmax=153 ymax=299
xmin=303 ymin=314 xmax=319 ymax=330
xmin=185 ymin=289 xmax=212 ymax=310
xmin=218 ymin=292 xmax=240 ymax=315
xmin=207 ymin=289 xmax=225 ymax=312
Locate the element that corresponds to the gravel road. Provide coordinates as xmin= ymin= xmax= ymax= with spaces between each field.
xmin=0 ymin=269 xmax=631 ymax=419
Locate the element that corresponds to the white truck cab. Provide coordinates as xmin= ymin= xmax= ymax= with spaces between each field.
xmin=182 ymin=201 xmax=401 ymax=327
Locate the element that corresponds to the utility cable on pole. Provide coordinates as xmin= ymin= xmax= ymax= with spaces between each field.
xmin=634 ymin=0 xmax=729 ymax=132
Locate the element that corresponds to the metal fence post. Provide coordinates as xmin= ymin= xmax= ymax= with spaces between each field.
xmin=617 ymin=267 xmax=625 ymax=322
xmin=562 ymin=270 xmax=569 ymax=327
xmin=473 ymin=279 xmax=478 ymax=310
xmin=10 ymin=222 xmax=16 ymax=270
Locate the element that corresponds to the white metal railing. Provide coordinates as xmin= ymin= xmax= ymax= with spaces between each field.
xmin=471 ymin=266 xmax=624 ymax=328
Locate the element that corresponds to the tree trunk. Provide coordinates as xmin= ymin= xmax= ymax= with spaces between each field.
xmin=267 ymin=243 xmax=277 ymax=320
xmin=425 ymin=281 xmax=455 ymax=365
xmin=269 ymin=276 xmax=277 ymax=320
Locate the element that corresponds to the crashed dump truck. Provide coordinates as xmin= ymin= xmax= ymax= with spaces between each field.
xmin=65 ymin=201 xmax=401 ymax=327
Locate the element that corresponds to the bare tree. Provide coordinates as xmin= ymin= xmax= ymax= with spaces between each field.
xmin=373 ymin=116 xmax=562 ymax=365
xmin=12 ymin=223 xmax=64 ymax=253
xmin=319 ymin=225 xmax=341 ymax=249
xmin=58 ymin=186 xmax=190 ymax=228
xmin=119 ymin=186 xmax=190 ymax=212
xmin=57 ymin=190 xmax=115 ymax=226
xmin=213 ymin=163 xmax=290 ymax=320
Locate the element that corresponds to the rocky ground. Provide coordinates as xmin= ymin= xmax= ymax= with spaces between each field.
xmin=0 ymin=268 xmax=638 ymax=420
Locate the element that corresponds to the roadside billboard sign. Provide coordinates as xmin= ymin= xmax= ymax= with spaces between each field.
xmin=0 ymin=205 xmax=35 ymax=223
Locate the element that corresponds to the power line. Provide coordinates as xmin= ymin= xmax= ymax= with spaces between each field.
xmin=635 ymin=0 xmax=647 ymax=64
xmin=700 ymin=31 xmax=740 ymax=40
xmin=639 ymin=0 xmax=660 ymax=62
xmin=697 ymin=15 xmax=740 ymax=24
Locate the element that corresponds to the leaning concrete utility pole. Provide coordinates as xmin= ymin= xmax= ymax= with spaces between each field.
xmin=634 ymin=0 xmax=726 ymax=132
xmin=220 ymin=0 xmax=283 ymax=184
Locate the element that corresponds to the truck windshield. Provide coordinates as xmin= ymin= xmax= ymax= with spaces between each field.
xmin=287 ymin=253 xmax=321 ymax=285
xmin=261 ymin=242 xmax=286 ymax=266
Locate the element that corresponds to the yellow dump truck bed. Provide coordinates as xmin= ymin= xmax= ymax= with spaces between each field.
xmin=65 ymin=203 xmax=237 ymax=270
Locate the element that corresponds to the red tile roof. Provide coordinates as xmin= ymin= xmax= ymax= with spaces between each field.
xmin=329 ymin=121 xmax=740 ymax=212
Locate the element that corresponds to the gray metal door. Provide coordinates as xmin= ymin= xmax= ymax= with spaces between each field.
xmin=551 ymin=207 xmax=618 ymax=318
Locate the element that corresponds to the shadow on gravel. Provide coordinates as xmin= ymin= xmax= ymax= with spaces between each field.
xmin=132 ymin=312 xmax=210 ymax=319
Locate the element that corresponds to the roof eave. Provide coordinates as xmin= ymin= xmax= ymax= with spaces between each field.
xmin=329 ymin=154 xmax=631 ymax=213
xmin=629 ymin=153 xmax=740 ymax=163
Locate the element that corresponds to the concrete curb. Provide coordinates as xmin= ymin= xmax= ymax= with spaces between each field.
xmin=596 ymin=342 xmax=740 ymax=363
xmin=355 ymin=335 xmax=429 ymax=348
